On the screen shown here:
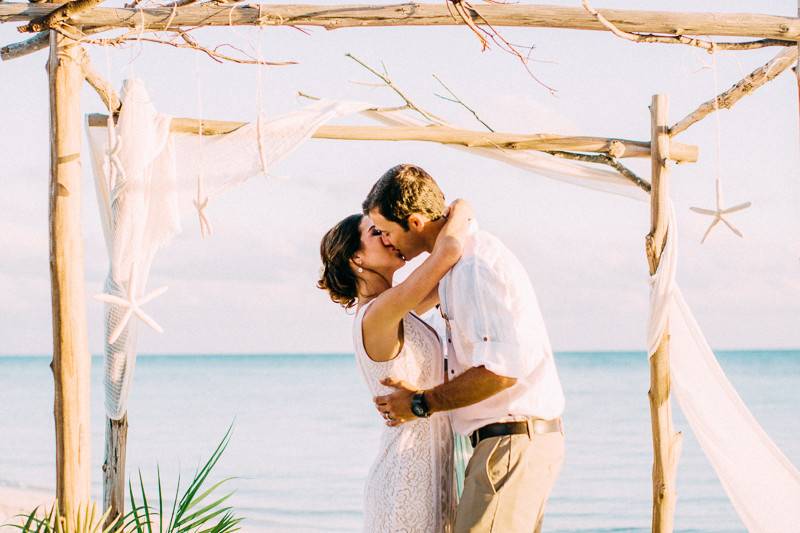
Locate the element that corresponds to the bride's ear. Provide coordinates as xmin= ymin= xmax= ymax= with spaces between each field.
xmin=350 ymin=256 xmax=364 ymax=273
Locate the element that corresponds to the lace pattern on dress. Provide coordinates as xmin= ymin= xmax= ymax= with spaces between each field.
xmin=353 ymin=303 xmax=455 ymax=532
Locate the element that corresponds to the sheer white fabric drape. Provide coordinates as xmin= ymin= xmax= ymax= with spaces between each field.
xmin=87 ymin=80 xmax=179 ymax=420
xmin=87 ymin=81 xmax=371 ymax=419
xmin=648 ymin=206 xmax=800 ymax=533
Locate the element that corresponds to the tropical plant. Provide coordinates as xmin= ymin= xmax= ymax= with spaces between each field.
xmin=10 ymin=425 xmax=241 ymax=533
xmin=11 ymin=502 xmax=118 ymax=533
xmin=126 ymin=425 xmax=241 ymax=533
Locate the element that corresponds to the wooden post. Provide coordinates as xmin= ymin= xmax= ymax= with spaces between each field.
xmin=48 ymin=30 xmax=91 ymax=514
xmin=646 ymin=94 xmax=683 ymax=533
xmin=103 ymin=415 xmax=128 ymax=528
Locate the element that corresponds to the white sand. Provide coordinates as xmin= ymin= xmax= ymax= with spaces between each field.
xmin=0 ymin=486 xmax=53 ymax=527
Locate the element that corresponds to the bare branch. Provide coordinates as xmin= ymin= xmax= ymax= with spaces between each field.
xmin=547 ymin=150 xmax=652 ymax=193
xmin=581 ymin=0 xmax=793 ymax=52
xmin=3 ymin=3 xmax=799 ymax=42
xmin=447 ymin=0 xmax=557 ymax=94
xmin=345 ymin=53 xmax=445 ymax=124
xmin=297 ymin=90 xmax=409 ymax=114
xmin=54 ymin=24 xmax=296 ymax=66
xmin=0 ymin=22 xmax=112 ymax=61
xmin=77 ymin=47 xmax=122 ymax=113
xmin=1 ymin=29 xmax=48 ymax=60
xmin=670 ymin=46 xmax=799 ymax=136
xmin=432 ymin=73 xmax=494 ymax=132
xmin=18 ymin=0 xmax=104 ymax=33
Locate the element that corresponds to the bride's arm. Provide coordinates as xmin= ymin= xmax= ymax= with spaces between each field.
xmin=361 ymin=200 xmax=472 ymax=359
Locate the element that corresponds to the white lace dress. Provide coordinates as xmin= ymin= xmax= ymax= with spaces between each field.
xmin=353 ymin=301 xmax=455 ymax=533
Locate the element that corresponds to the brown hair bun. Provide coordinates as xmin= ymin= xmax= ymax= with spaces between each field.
xmin=317 ymin=214 xmax=363 ymax=309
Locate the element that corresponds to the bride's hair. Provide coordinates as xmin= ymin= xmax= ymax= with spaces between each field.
xmin=317 ymin=214 xmax=363 ymax=309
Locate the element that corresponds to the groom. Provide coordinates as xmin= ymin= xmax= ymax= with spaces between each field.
xmin=364 ymin=164 xmax=566 ymax=533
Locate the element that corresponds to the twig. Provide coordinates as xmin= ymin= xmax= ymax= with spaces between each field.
xmin=446 ymin=0 xmax=557 ymax=94
xmin=582 ymin=0 xmax=793 ymax=52
xmin=345 ymin=53 xmax=445 ymax=124
xmin=55 ymin=25 xmax=296 ymax=66
xmin=297 ymin=90 xmax=408 ymax=113
xmin=18 ymin=0 xmax=104 ymax=32
xmin=670 ymin=46 xmax=799 ymax=136
xmin=1 ymin=29 xmax=49 ymax=60
xmin=78 ymin=47 xmax=122 ymax=113
xmin=547 ymin=150 xmax=651 ymax=193
xmin=163 ymin=0 xmax=200 ymax=7
xmin=432 ymin=74 xmax=494 ymax=132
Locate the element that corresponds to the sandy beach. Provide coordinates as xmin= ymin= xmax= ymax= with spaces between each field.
xmin=0 ymin=486 xmax=53 ymax=527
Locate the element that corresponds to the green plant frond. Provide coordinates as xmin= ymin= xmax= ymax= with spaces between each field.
xmin=196 ymin=511 xmax=242 ymax=533
xmin=156 ymin=467 xmax=163 ymax=533
xmin=174 ymin=505 xmax=233 ymax=532
xmin=175 ymin=429 xmax=232 ymax=517
xmin=182 ymin=478 xmax=236 ymax=513
xmin=137 ymin=470 xmax=152 ymax=533
xmin=166 ymin=473 xmax=181 ymax=531
xmin=173 ymin=492 xmax=234 ymax=529
xmin=128 ymin=479 xmax=144 ymax=533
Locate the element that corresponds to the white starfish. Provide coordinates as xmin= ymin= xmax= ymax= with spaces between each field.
xmin=193 ymin=175 xmax=213 ymax=238
xmin=690 ymin=182 xmax=751 ymax=243
xmin=95 ymin=266 xmax=168 ymax=344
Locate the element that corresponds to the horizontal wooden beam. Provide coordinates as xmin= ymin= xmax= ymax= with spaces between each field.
xmin=1 ymin=3 xmax=799 ymax=40
xmin=86 ymin=113 xmax=698 ymax=162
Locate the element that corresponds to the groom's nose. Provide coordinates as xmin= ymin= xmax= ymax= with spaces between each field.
xmin=380 ymin=234 xmax=393 ymax=248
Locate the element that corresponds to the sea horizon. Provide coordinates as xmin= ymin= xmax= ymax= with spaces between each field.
xmin=1 ymin=347 xmax=799 ymax=358
xmin=1 ymin=350 xmax=798 ymax=531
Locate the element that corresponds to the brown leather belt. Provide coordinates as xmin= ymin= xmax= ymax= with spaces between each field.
xmin=469 ymin=417 xmax=563 ymax=448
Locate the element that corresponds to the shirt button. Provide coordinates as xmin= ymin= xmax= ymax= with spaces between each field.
xmin=483 ymin=336 xmax=489 ymax=341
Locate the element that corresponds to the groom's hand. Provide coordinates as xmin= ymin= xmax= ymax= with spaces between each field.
xmin=374 ymin=377 xmax=417 ymax=427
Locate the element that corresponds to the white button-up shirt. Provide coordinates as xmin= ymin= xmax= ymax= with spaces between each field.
xmin=438 ymin=224 xmax=565 ymax=436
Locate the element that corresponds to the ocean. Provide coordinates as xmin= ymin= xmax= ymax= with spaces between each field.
xmin=0 ymin=351 xmax=798 ymax=532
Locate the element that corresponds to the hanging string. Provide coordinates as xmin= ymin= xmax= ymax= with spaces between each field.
xmin=193 ymin=53 xmax=213 ymax=238
xmin=255 ymin=13 xmax=270 ymax=176
xmin=125 ymin=3 xmax=148 ymax=74
xmin=709 ymin=44 xmax=725 ymax=212
xmin=689 ymin=44 xmax=752 ymax=243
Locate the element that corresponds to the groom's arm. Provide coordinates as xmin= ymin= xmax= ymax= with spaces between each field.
xmin=375 ymin=366 xmax=515 ymax=426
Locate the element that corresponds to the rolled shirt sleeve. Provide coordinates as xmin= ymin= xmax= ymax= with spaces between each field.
xmin=453 ymin=257 xmax=543 ymax=379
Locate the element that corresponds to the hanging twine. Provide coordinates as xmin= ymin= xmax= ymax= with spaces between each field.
xmin=193 ymin=53 xmax=213 ymax=238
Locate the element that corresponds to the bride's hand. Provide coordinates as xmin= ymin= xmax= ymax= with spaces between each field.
xmin=433 ymin=199 xmax=473 ymax=255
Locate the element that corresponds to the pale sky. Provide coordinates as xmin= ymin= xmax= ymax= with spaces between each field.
xmin=1 ymin=0 xmax=798 ymax=355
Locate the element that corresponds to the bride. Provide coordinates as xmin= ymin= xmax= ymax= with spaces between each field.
xmin=317 ymin=200 xmax=472 ymax=532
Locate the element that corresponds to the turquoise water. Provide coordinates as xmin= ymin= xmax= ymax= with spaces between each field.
xmin=0 ymin=351 xmax=798 ymax=532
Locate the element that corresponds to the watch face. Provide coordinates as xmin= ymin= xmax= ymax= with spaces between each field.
xmin=411 ymin=393 xmax=428 ymax=417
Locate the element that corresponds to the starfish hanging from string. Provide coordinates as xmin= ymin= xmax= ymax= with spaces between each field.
xmin=95 ymin=265 xmax=168 ymax=344
xmin=104 ymin=115 xmax=126 ymax=198
xmin=689 ymin=45 xmax=752 ymax=244
xmin=690 ymin=181 xmax=752 ymax=243
xmin=193 ymin=174 xmax=213 ymax=238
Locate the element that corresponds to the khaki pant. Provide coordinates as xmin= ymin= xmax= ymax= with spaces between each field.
xmin=454 ymin=431 xmax=565 ymax=533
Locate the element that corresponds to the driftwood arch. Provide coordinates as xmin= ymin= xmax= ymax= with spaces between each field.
xmin=1 ymin=2 xmax=798 ymax=531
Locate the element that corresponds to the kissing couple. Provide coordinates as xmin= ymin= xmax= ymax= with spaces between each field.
xmin=318 ymin=164 xmax=566 ymax=533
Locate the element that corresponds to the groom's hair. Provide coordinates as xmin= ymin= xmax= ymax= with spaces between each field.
xmin=362 ymin=164 xmax=446 ymax=231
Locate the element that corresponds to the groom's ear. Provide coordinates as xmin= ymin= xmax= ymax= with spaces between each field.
xmin=407 ymin=213 xmax=426 ymax=233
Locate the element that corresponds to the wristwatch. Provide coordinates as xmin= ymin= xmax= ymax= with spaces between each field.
xmin=410 ymin=391 xmax=431 ymax=418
